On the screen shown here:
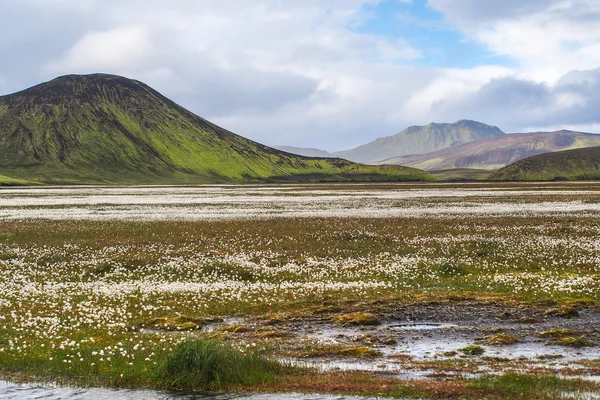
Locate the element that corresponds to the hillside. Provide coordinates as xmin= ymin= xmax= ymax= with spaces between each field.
xmin=381 ymin=130 xmax=600 ymax=170
xmin=273 ymin=146 xmax=332 ymax=158
xmin=332 ymin=120 xmax=504 ymax=163
xmin=486 ymin=146 xmax=600 ymax=181
xmin=0 ymin=74 xmax=433 ymax=185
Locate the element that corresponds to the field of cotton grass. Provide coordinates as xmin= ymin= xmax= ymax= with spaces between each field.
xmin=1 ymin=183 xmax=600 ymax=398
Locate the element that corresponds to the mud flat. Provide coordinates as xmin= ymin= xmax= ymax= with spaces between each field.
xmin=171 ymin=301 xmax=600 ymax=380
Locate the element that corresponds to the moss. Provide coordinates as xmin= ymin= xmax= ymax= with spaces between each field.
xmin=485 ymin=333 xmax=519 ymax=345
xmin=336 ymin=347 xmax=382 ymax=358
xmin=459 ymin=345 xmax=485 ymax=356
xmin=331 ymin=312 xmax=379 ymax=326
xmin=547 ymin=336 xmax=595 ymax=347
xmin=539 ymin=328 xmax=583 ymax=338
xmin=545 ymin=305 xmax=579 ymax=318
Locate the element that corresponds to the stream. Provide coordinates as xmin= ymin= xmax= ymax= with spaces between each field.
xmin=0 ymin=382 xmax=381 ymax=400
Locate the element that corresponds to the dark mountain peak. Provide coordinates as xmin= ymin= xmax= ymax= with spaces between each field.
xmin=49 ymin=73 xmax=137 ymax=85
xmin=4 ymin=73 xmax=145 ymax=97
xmin=1 ymin=74 xmax=161 ymax=111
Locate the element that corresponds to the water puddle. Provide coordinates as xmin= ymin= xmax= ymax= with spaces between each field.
xmin=389 ymin=323 xmax=455 ymax=330
xmin=0 ymin=382 xmax=382 ymax=400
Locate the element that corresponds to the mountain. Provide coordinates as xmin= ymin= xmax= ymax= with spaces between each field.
xmin=381 ymin=130 xmax=600 ymax=171
xmin=273 ymin=146 xmax=332 ymax=158
xmin=332 ymin=120 xmax=504 ymax=163
xmin=0 ymin=74 xmax=433 ymax=185
xmin=486 ymin=146 xmax=600 ymax=181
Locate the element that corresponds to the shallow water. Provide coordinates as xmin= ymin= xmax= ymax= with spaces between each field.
xmin=0 ymin=382 xmax=380 ymax=400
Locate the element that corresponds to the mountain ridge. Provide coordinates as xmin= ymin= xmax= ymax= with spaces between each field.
xmin=0 ymin=74 xmax=433 ymax=184
xmin=331 ymin=119 xmax=504 ymax=163
xmin=380 ymin=130 xmax=600 ymax=170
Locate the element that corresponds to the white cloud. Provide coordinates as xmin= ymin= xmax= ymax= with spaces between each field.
xmin=430 ymin=67 xmax=600 ymax=133
xmin=428 ymin=0 xmax=600 ymax=82
xmin=1 ymin=0 xmax=600 ymax=151
xmin=46 ymin=26 xmax=152 ymax=74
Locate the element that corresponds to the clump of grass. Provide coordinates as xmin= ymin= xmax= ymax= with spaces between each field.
xmin=539 ymin=328 xmax=582 ymax=338
xmin=163 ymin=339 xmax=287 ymax=390
xmin=547 ymin=336 xmax=595 ymax=347
xmin=331 ymin=312 xmax=379 ymax=326
xmin=545 ymin=305 xmax=579 ymax=318
xmin=485 ymin=333 xmax=519 ymax=345
xmin=460 ymin=345 xmax=485 ymax=356
xmin=336 ymin=346 xmax=382 ymax=358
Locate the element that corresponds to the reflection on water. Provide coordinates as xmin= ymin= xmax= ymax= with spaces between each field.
xmin=0 ymin=382 xmax=380 ymax=400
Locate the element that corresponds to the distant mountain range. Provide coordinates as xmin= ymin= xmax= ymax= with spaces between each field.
xmin=279 ymin=122 xmax=600 ymax=174
xmin=0 ymin=74 xmax=433 ymax=185
xmin=487 ymin=146 xmax=600 ymax=181
xmin=332 ymin=120 xmax=504 ymax=163
xmin=273 ymin=146 xmax=332 ymax=158
xmin=381 ymin=130 xmax=600 ymax=170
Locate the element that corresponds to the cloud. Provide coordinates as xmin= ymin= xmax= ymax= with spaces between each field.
xmin=431 ymin=67 xmax=600 ymax=132
xmin=427 ymin=0 xmax=550 ymax=24
xmin=428 ymin=0 xmax=600 ymax=81
xmin=2 ymin=1 xmax=600 ymax=151
xmin=47 ymin=26 xmax=152 ymax=73
xmin=31 ymin=0 xmax=428 ymax=148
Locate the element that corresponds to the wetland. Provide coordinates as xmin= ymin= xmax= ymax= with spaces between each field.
xmin=1 ymin=182 xmax=600 ymax=399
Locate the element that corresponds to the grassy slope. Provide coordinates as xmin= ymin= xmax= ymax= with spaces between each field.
xmin=0 ymin=74 xmax=433 ymax=184
xmin=487 ymin=146 xmax=600 ymax=181
xmin=431 ymin=168 xmax=492 ymax=182
xmin=381 ymin=130 xmax=600 ymax=171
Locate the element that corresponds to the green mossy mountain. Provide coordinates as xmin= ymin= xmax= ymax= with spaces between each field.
xmin=0 ymin=74 xmax=433 ymax=185
xmin=487 ymin=146 xmax=600 ymax=181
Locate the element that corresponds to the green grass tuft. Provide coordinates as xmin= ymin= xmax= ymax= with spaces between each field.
xmin=163 ymin=339 xmax=288 ymax=390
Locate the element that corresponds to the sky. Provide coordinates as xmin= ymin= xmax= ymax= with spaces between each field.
xmin=2 ymin=0 xmax=600 ymax=151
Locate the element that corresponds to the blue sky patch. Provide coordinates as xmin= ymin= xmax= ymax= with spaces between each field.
xmin=353 ymin=0 xmax=513 ymax=68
